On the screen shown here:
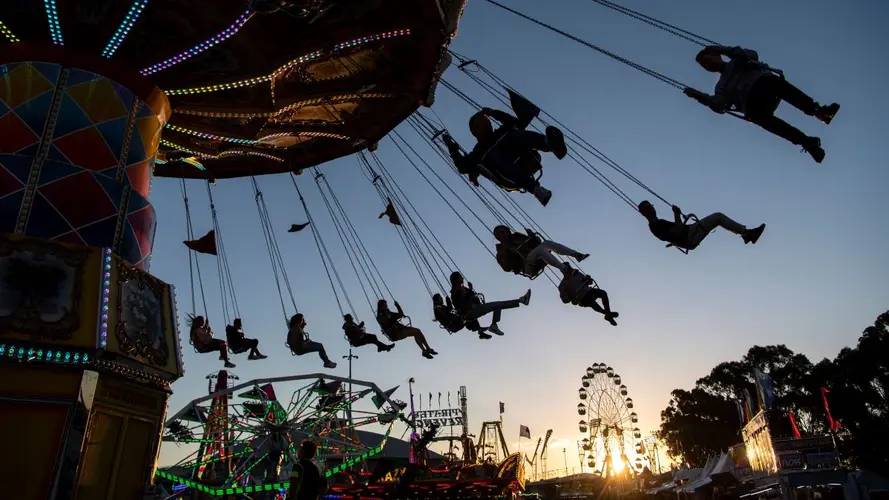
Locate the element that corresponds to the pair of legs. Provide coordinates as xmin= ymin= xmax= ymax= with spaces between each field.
xmin=686 ymin=213 xmax=765 ymax=248
xmin=198 ymin=339 xmax=235 ymax=368
xmin=292 ymin=340 xmax=337 ymax=368
xmin=578 ymin=288 xmax=619 ymax=326
xmin=488 ymin=128 xmax=566 ymax=206
xmin=463 ymin=290 xmax=531 ymax=337
xmin=351 ymin=333 xmax=394 ymax=352
xmin=526 ymin=241 xmax=588 ymax=272
xmin=390 ymin=326 xmax=437 ymax=359
xmin=230 ymin=338 xmax=266 ymax=360
xmin=745 ymin=75 xmax=838 ymax=163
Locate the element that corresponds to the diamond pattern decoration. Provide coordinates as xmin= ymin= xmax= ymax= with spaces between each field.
xmin=65 ymin=68 xmax=102 ymax=89
xmin=0 ymin=164 xmax=23 ymax=199
xmin=126 ymin=203 xmax=156 ymax=269
xmin=66 ymin=78 xmax=129 ymax=125
xmin=53 ymin=126 xmax=119 ymax=172
xmin=96 ymin=116 xmax=129 ymax=161
xmin=38 ymin=171 xmax=118 ymax=229
xmin=24 ymin=192 xmax=71 ymax=240
xmin=0 ymin=63 xmax=54 ymax=109
xmin=127 ymin=160 xmax=151 ymax=198
xmin=0 ymin=154 xmax=34 ymax=184
xmin=53 ymin=93 xmax=95 ymax=139
xmin=0 ymin=190 xmax=24 ymax=234
xmin=93 ymin=172 xmax=126 ymax=209
xmin=0 ymin=112 xmax=40 ymax=153
xmin=76 ymin=216 xmax=118 ymax=249
xmin=12 ymin=91 xmax=53 ymax=137
xmin=38 ymin=159 xmax=82 ymax=187
xmin=30 ymin=63 xmax=62 ymax=85
xmin=53 ymin=231 xmax=86 ymax=246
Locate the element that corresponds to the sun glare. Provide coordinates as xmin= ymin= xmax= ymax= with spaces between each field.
xmin=610 ymin=456 xmax=625 ymax=474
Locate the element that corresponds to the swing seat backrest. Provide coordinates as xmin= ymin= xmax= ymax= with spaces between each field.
xmin=191 ymin=337 xmax=214 ymax=354
xmin=482 ymin=152 xmax=543 ymax=193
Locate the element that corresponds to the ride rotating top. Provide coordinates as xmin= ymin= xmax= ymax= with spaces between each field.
xmin=0 ymin=0 xmax=464 ymax=269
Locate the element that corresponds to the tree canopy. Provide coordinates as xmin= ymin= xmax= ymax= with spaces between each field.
xmin=658 ymin=310 xmax=889 ymax=474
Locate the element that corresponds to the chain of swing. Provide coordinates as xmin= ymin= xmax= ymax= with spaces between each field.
xmin=251 ymin=176 xmax=300 ymax=324
xmin=206 ymin=181 xmax=240 ymax=325
xmin=180 ymin=179 xmax=208 ymax=318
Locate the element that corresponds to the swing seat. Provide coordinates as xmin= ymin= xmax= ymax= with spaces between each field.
xmin=380 ymin=316 xmax=412 ymax=342
xmin=285 ymin=342 xmax=308 ymax=357
xmin=229 ymin=343 xmax=251 ymax=355
xmin=667 ymin=213 xmax=702 ymax=255
xmin=191 ymin=338 xmax=215 ymax=354
xmin=485 ymin=151 xmax=543 ymax=193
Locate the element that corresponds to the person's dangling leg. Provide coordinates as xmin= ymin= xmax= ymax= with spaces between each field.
xmin=585 ymin=288 xmax=619 ymax=325
xmin=214 ymin=339 xmax=236 ymax=367
xmin=773 ymin=78 xmax=840 ymax=124
xmin=365 ymin=333 xmax=394 ymax=352
xmin=465 ymin=299 xmax=521 ymax=321
xmin=404 ymin=327 xmax=436 ymax=358
xmin=687 ymin=213 xmax=765 ymax=247
xmin=747 ymin=76 xmax=825 ymax=162
xmin=526 ymin=241 xmax=587 ymax=270
xmin=304 ymin=340 xmax=336 ymax=368
xmin=508 ymin=129 xmax=567 ymax=159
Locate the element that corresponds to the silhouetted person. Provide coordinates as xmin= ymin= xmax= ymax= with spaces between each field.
xmin=638 ymin=201 xmax=765 ymax=251
xmin=342 ymin=314 xmax=394 ymax=352
xmin=225 ymin=318 xmax=267 ymax=360
xmin=287 ymin=314 xmax=337 ymax=369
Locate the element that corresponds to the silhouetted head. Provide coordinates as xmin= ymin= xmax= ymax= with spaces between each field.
xmin=190 ymin=315 xmax=205 ymax=329
xmin=377 ymin=299 xmax=388 ymax=314
xmin=432 ymin=293 xmax=444 ymax=306
xmin=469 ymin=111 xmax=493 ymax=139
xmin=233 ymin=318 xmax=242 ymax=328
xmin=343 ymin=314 xmax=353 ymax=323
xmin=695 ymin=46 xmax=726 ymax=73
xmin=449 ymin=271 xmax=464 ymax=286
xmin=493 ymin=225 xmax=511 ymax=243
xmin=299 ymin=440 xmax=317 ymax=459
xmin=291 ymin=313 xmax=305 ymax=329
xmin=637 ymin=200 xmax=657 ymax=220
xmin=561 ymin=263 xmax=574 ymax=277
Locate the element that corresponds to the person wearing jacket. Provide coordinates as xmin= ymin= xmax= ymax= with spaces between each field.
xmin=558 ymin=264 xmax=618 ymax=326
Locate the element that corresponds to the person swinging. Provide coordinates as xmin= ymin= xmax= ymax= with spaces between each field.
xmin=342 ymin=314 xmax=395 ymax=352
xmin=442 ymin=90 xmax=567 ymax=206
xmin=225 ymin=318 xmax=267 ymax=360
xmin=684 ymin=45 xmax=839 ymax=163
xmin=637 ymin=201 xmax=765 ymax=251
xmin=493 ymin=225 xmax=589 ymax=277
xmin=286 ymin=313 xmax=337 ymax=369
xmin=189 ymin=315 xmax=236 ymax=368
xmin=558 ymin=264 xmax=619 ymax=326
xmin=375 ymin=299 xmax=438 ymax=359
xmin=432 ymin=293 xmax=493 ymax=339
xmin=449 ymin=271 xmax=531 ymax=337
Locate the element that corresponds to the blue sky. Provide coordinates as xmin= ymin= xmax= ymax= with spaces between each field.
xmin=154 ymin=0 xmax=889 ymax=472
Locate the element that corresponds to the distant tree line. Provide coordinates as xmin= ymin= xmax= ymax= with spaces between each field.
xmin=658 ymin=310 xmax=888 ymax=475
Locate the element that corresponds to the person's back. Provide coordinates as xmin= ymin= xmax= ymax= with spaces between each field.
xmin=713 ymin=52 xmax=771 ymax=114
xmin=559 ymin=269 xmax=591 ymax=305
xmin=450 ymin=285 xmax=478 ymax=315
xmin=296 ymin=457 xmax=324 ymax=500
xmin=434 ymin=304 xmax=465 ymax=333
xmin=225 ymin=324 xmax=242 ymax=345
xmin=647 ymin=218 xmax=692 ymax=249
xmin=343 ymin=320 xmax=363 ymax=342
xmin=192 ymin=323 xmax=212 ymax=346
xmin=287 ymin=323 xmax=305 ymax=350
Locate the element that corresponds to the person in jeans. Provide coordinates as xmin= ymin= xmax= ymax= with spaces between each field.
xmin=558 ymin=264 xmax=618 ymax=326
xmin=286 ymin=314 xmax=337 ymax=369
xmin=637 ymin=201 xmax=765 ymax=251
xmin=493 ymin=225 xmax=589 ymax=274
xmin=443 ymin=106 xmax=567 ymax=206
xmin=342 ymin=314 xmax=394 ymax=352
xmin=449 ymin=271 xmax=530 ymax=337
xmin=189 ymin=315 xmax=235 ymax=368
xmin=684 ymin=45 xmax=839 ymax=163
xmin=376 ymin=299 xmax=437 ymax=359
xmin=225 ymin=318 xmax=267 ymax=360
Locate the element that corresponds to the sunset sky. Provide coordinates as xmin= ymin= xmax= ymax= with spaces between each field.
xmin=153 ymin=0 xmax=889 ymax=473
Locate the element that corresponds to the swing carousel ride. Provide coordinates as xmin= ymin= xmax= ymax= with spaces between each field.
xmin=1 ymin=0 xmax=841 ymax=498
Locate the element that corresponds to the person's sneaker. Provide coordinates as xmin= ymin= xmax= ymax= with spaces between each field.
xmin=478 ymin=332 xmax=493 ymax=340
xmin=488 ymin=324 xmax=505 ymax=336
xmin=248 ymin=354 xmax=259 ymax=360
xmin=801 ymin=137 xmax=825 ymax=163
xmin=256 ymin=353 xmax=268 ymax=359
xmin=743 ymin=224 xmax=766 ymax=244
xmin=605 ymin=314 xmax=618 ymax=327
xmin=422 ymin=351 xmax=434 ymax=359
xmin=519 ymin=289 xmax=532 ymax=306
xmin=575 ymin=253 xmax=589 ymax=263
xmin=323 ymin=360 xmax=337 ymax=369
xmin=427 ymin=349 xmax=439 ymax=356
xmin=224 ymin=361 xmax=236 ymax=368
xmin=545 ymin=126 xmax=568 ymax=159
xmin=815 ymin=103 xmax=840 ymax=125
xmin=533 ymin=186 xmax=552 ymax=206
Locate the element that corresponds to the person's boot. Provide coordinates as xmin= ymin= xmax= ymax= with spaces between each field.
xmin=377 ymin=343 xmax=395 ymax=352
xmin=427 ymin=348 xmax=438 ymax=356
xmin=478 ymin=331 xmax=493 ymax=340
xmin=545 ymin=126 xmax=568 ymax=159
xmin=487 ymin=324 xmax=505 ymax=336
xmin=519 ymin=289 xmax=532 ymax=306
xmin=533 ymin=186 xmax=552 ymax=206
xmin=575 ymin=253 xmax=589 ymax=262
xmin=224 ymin=360 xmax=236 ymax=368
xmin=422 ymin=351 xmax=434 ymax=359
xmin=742 ymin=224 xmax=766 ymax=244
xmin=801 ymin=137 xmax=825 ymax=163
xmin=604 ymin=313 xmax=618 ymax=327
xmin=323 ymin=360 xmax=337 ymax=369
xmin=815 ymin=103 xmax=840 ymax=125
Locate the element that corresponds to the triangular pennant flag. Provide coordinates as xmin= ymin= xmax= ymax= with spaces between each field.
xmin=313 ymin=379 xmax=342 ymax=395
xmin=378 ymin=198 xmax=401 ymax=226
xmin=372 ymin=386 xmax=400 ymax=409
xmin=288 ymin=222 xmax=310 ymax=233
xmin=184 ymin=229 xmax=217 ymax=255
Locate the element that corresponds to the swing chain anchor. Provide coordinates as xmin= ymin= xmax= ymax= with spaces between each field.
xmin=431 ymin=129 xmax=446 ymax=141
xmin=457 ymin=59 xmax=478 ymax=70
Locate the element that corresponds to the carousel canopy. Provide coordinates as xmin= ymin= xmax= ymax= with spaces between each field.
xmin=0 ymin=0 xmax=465 ymax=178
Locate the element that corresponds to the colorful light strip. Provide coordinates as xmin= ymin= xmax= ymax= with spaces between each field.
xmin=161 ymin=28 xmax=410 ymax=96
xmin=170 ymin=285 xmax=185 ymax=375
xmin=0 ymin=20 xmax=20 ymax=43
xmin=102 ymin=0 xmax=150 ymax=58
xmin=141 ymin=10 xmax=253 ymax=75
xmin=159 ymin=138 xmax=212 ymax=159
xmin=0 ymin=342 xmax=89 ymax=365
xmin=215 ymin=150 xmax=284 ymax=162
xmin=99 ymin=248 xmax=112 ymax=348
xmin=165 ymin=124 xmax=255 ymax=144
xmin=44 ymin=0 xmax=63 ymax=45
xmin=173 ymin=93 xmax=392 ymax=119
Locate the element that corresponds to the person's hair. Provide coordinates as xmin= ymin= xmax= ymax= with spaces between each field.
xmin=637 ymin=200 xmax=653 ymax=212
xmin=376 ymin=299 xmax=388 ymax=313
xmin=432 ymin=293 xmax=443 ymax=303
xmin=493 ymin=225 xmax=510 ymax=235
xmin=449 ymin=271 xmax=463 ymax=285
xmin=468 ymin=111 xmax=486 ymax=129
xmin=188 ymin=314 xmax=204 ymax=329
xmin=300 ymin=440 xmax=317 ymax=459
xmin=695 ymin=46 xmax=722 ymax=67
xmin=233 ymin=317 xmax=241 ymax=325
xmin=343 ymin=314 xmax=353 ymax=321
xmin=291 ymin=313 xmax=304 ymax=328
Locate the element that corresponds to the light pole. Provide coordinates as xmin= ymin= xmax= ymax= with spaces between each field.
xmin=343 ymin=349 xmax=358 ymax=422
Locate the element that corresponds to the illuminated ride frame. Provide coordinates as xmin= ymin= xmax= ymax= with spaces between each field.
xmin=156 ymin=373 xmax=403 ymax=497
xmin=0 ymin=1 xmax=464 ymax=498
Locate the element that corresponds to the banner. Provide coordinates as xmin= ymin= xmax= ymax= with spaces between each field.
xmin=415 ymin=408 xmax=463 ymax=429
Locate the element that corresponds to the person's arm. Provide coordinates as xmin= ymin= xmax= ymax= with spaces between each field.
xmin=669 ymin=205 xmax=686 ymax=237
xmin=482 ymin=107 xmax=518 ymax=127
xmin=683 ymin=87 xmax=727 ymax=113
xmin=394 ymin=301 xmax=405 ymax=317
xmin=445 ymin=296 xmax=453 ymax=309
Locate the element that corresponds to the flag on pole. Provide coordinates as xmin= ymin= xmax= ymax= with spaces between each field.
xmin=734 ymin=400 xmax=745 ymax=426
xmin=789 ymin=410 xmax=801 ymax=439
xmin=428 ymin=392 xmax=432 ymax=408
xmin=519 ymin=425 xmax=531 ymax=439
xmin=372 ymin=386 xmax=399 ymax=409
xmin=821 ymin=387 xmax=841 ymax=431
xmin=500 ymin=402 xmax=505 ymax=414
xmin=743 ymin=389 xmax=755 ymax=419
xmin=448 ymin=391 xmax=451 ymax=407
xmin=438 ymin=392 xmax=442 ymax=408
xmin=184 ymin=230 xmax=218 ymax=255
xmin=753 ymin=368 xmax=777 ymax=410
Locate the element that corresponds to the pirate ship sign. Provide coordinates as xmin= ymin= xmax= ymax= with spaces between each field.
xmin=413 ymin=385 xmax=468 ymax=430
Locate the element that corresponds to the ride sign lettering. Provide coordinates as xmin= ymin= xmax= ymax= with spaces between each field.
xmin=414 ymin=408 xmax=463 ymax=428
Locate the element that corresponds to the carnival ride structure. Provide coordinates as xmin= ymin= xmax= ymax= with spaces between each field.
xmin=0 ymin=1 xmax=464 ymax=497
xmin=577 ymin=363 xmax=651 ymax=477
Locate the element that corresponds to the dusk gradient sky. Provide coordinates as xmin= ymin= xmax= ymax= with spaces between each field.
xmin=155 ymin=0 xmax=889 ymax=472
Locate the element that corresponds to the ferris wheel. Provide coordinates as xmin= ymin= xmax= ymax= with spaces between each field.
xmin=158 ymin=373 xmax=405 ymax=495
xmin=577 ymin=363 xmax=649 ymax=477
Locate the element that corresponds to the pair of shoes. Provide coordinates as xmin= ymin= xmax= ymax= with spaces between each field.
xmin=533 ymin=186 xmax=552 ymax=206
xmin=422 ymin=351 xmax=434 ymax=359
xmin=248 ymin=353 xmax=268 ymax=360
xmin=478 ymin=332 xmax=493 ymax=340
xmin=377 ymin=344 xmax=395 ymax=352
xmin=604 ymin=312 xmax=619 ymax=327
xmin=801 ymin=137 xmax=825 ymax=163
xmin=743 ymin=224 xmax=766 ymax=244
xmin=815 ymin=103 xmax=840 ymax=125
xmin=545 ymin=126 xmax=568 ymax=159
xmin=487 ymin=324 xmax=505 ymax=336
